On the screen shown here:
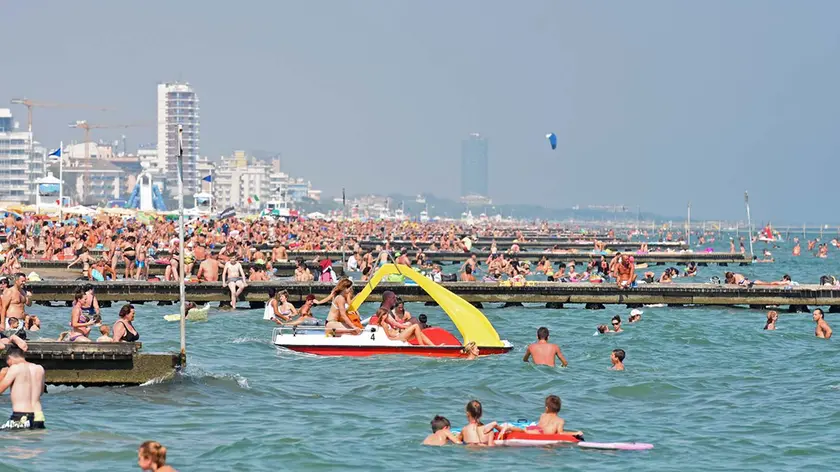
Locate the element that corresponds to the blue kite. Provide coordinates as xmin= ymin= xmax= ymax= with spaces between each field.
xmin=546 ymin=133 xmax=557 ymax=150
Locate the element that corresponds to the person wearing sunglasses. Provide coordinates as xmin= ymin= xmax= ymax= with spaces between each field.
xmin=611 ymin=315 xmax=623 ymax=333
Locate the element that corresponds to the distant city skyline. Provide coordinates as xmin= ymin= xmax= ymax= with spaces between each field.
xmin=2 ymin=2 xmax=839 ymax=221
xmin=460 ymin=133 xmax=489 ymax=198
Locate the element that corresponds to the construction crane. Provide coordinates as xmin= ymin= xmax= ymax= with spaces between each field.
xmin=10 ymin=98 xmax=110 ymax=133
xmin=68 ymin=120 xmax=155 ymax=203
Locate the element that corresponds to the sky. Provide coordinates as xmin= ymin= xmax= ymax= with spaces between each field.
xmin=2 ymin=1 xmax=839 ymax=222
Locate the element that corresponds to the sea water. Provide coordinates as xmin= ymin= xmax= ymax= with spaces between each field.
xmin=0 ymin=238 xmax=838 ymax=471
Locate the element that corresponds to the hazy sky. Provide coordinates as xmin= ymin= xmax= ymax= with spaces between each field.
xmin=2 ymin=1 xmax=839 ymax=221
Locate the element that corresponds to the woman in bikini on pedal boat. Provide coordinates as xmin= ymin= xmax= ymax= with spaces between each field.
xmin=323 ymin=279 xmax=362 ymax=336
xmin=375 ymin=304 xmax=436 ymax=346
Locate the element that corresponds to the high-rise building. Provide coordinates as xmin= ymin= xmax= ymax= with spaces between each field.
xmin=157 ymin=82 xmax=200 ymax=196
xmin=460 ymin=133 xmax=489 ymax=199
xmin=0 ymin=108 xmax=46 ymax=203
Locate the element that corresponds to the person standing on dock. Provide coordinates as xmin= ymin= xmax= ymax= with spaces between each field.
xmin=813 ymin=309 xmax=832 ymax=339
xmin=0 ymin=273 xmax=31 ymax=330
xmin=523 ymin=327 xmax=569 ymax=367
xmin=615 ymin=256 xmax=636 ymax=289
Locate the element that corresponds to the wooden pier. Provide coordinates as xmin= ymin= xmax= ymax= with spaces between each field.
xmin=26 ymin=280 xmax=839 ymax=311
xmin=20 ymin=260 xmax=343 ymax=279
xmin=47 ymin=250 xmax=743 ymax=268
xmin=358 ymin=240 xmax=687 ymax=251
xmin=0 ymin=343 xmax=180 ymax=387
xmin=284 ymin=250 xmax=751 ymax=266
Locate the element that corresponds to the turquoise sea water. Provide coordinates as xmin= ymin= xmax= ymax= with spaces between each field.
xmin=1 ymin=237 xmax=839 ymax=471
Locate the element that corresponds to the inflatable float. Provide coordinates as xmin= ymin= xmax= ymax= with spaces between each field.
xmin=453 ymin=421 xmax=653 ymax=450
xmin=163 ymin=305 xmax=210 ymax=322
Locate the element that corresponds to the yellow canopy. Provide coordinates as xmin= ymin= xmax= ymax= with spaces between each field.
xmin=349 ymin=264 xmax=504 ymax=347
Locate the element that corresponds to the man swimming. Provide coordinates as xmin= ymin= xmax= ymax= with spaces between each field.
xmin=0 ymin=345 xmax=45 ymax=429
xmin=611 ymin=349 xmax=625 ymax=371
xmin=523 ymin=327 xmax=569 ymax=367
xmin=422 ymin=415 xmax=461 ymax=446
xmin=813 ymin=309 xmax=832 ymax=339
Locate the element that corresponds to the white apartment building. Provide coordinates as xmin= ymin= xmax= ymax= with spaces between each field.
xmin=0 ymin=108 xmax=46 ymax=204
xmin=213 ymin=151 xmax=272 ymax=211
xmin=157 ymin=82 xmax=200 ymax=196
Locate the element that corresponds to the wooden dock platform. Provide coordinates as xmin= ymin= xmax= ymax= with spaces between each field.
xmin=282 ymin=250 xmax=750 ymax=266
xmin=358 ymin=240 xmax=687 ymax=251
xmin=25 ymin=280 xmax=839 ymax=311
xmin=20 ymin=260 xmax=343 ymax=279
xmin=42 ymin=251 xmax=743 ymax=270
xmin=0 ymin=343 xmax=181 ymax=386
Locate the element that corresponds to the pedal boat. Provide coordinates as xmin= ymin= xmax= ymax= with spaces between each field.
xmin=272 ymin=264 xmax=513 ymax=357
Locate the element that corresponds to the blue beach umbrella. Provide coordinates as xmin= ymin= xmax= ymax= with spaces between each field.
xmin=546 ymin=133 xmax=557 ymax=150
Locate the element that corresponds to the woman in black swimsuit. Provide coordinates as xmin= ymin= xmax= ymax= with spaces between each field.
xmin=122 ymin=237 xmax=137 ymax=279
xmin=112 ymin=304 xmax=140 ymax=342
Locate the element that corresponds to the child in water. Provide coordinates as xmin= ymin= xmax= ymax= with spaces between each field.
xmin=459 ymin=400 xmax=501 ymax=446
xmin=503 ymin=395 xmax=584 ymax=438
xmin=611 ymin=349 xmax=625 ymax=371
xmin=529 ymin=395 xmax=583 ymax=437
xmin=422 ymin=416 xmax=461 ymax=446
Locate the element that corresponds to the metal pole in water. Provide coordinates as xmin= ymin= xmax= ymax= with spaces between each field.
xmin=177 ymin=125 xmax=187 ymax=368
xmin=687 ymin=202 xmax=691 ymax=246
xmin=341 ymin=187 xmax=346 ymax=270
xmin=744 ymin=191 xmax=754 ymax=258
xmin=58 ymin=141 xmax=64 ymax=222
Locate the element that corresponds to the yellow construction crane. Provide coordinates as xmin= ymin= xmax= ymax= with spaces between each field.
xmin=10 ymin=98 xmax=111 ymax=133
xmin=68 ymin=120 xmax=155 ymax=203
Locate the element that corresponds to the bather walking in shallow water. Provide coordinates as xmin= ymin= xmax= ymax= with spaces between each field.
xmin=764 ymin=311 xmax=778 ymax=330
xmin=813 ymin=309 xmax=832 ymax=339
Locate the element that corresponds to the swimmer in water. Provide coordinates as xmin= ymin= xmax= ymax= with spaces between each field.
xmin=628 ymin=309 xmax=643 ymax=323
xmin=764 ymin=311 xmax=778 ymax=330
xmin=461 ymin=342 xmax=479 ymax=360
xmin=529 ymin=395 xmax=583 ymax=437
xmin=813 ymin=309 xmax=832 ymax=339
xmin=422 ymin=416 xmax=461 ymax=446
xmin=523 ymin=327 xmax=569 ymax=367
xmin=596 ymin=324 xmax=609 ymax=334
xmin=611 ymin=316 xmax=623 ymax=333
xmin=503 ymin=395 xmax=583 ymax=438
xmin=611 ymin=349 xmax=625 ymax=371
xmin=459 ymin=400 xmax=500 ymax=446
